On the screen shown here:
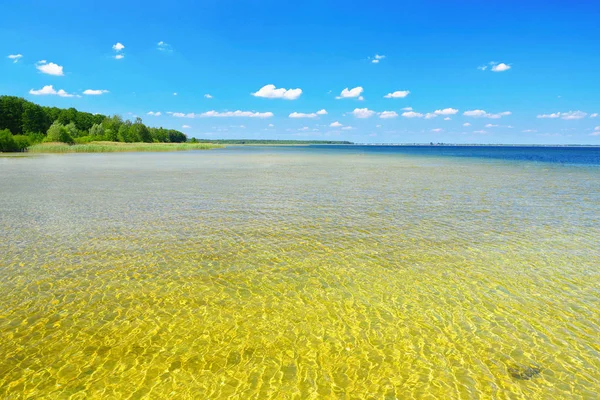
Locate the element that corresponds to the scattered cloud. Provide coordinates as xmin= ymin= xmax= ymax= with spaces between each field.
xmin=115 ymin=54 xmax=124 ymax=60
xmin=8 ymin=54 xmax=22 ymax=63
xmin=463 ymin=110 xmax=511 ymax=118
xmin=341 ymin=126 xmax=353 ymax=130
xmin=590 ymin=113 xmax=598 ymax=118
xmin=83 ymin=89 xmax=109 ymax=95
xmin=204 ymin=94 xmax=213 ymax=99
xmin=463 ymin=122 xmax=471 ymax=127
xmin=168 ymin=112 xmax=196 ymax=118
xmin=537 ymin=111 xmax=587 ymax=120
xmin=336 ymin=87 xmax=364 ymax=99
xmin=473 ymin=130 xmax=488 ymax=134
xmin=268 ymin=124 xmax=274 ymax=127
xmin=485 ymin=123 xmax=499 ymax=128
xmin=477 ymin=65 xmax=488 ymax=71
xmin=289 ymin=112 xmax=317 ymax=118
xmin=112 ymin=42 xmax=125 ymax=52
xmin=590 ymin=126 xmax=600 ymax=136
xmin=491 ymin=63 xmax=511 ymax=72
xmin=402 ymin=107 xmax=413 ymax=111
xmin=182 ymin=125 xmax=191 ymax=129
xmin=316 ymin=109 xmax=328 ymax=115
xmin=147 ymin=111 xmax=162 ymax=116
xmin=157 ymin=41 xmax=172 ymax=51
xmin=352 ymin=108 xmax=376 ymax=118
xmin=199 ymin=110 xmax=274 ymax=118
xmin=402 ymin=111 xmax=424 ymax=118
xmin=330 ymin=121 xmax=343 ymax=127
xmin=298 ymin=127 xmax=309 ymax=131
xmin=434 ymin=108 xmax=458 ymax=115
xmin=444 ymin=117 xmax=451 ymax=121
xmin=379 ymin=111 xmax=398 ymax=119
xmin=36 ymin=61 xmax=64 ymax=76
xmin=252 ymin=84 xmax=302 ymax=100
xmin=371 ymin=54 xmax=385 ymax=64
xmin=424 ymin=113 xmax=437 ymax=119
xmin=29 ymin=85 xmax=77 ymax=97
xmin=431 ymin=128 xmax=443 ymax=133
xmin=384 ymin=90 xmax=410 ymax=99
xmin=522 ymin=129 xmax=537 ymax=133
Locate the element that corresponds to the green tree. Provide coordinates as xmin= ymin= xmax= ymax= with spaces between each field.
xmin=0 ymin=96 xmax=25 ymax=134
xmin=89 ymin=123 xmax=105 ymax=138
xmin=46 ymin=121 xmax=74 ymax=144
xmin=22 ymin=102 xmax=49 ymax=134
xmin=132 ymin=117 xmax=152 ymax=142
xmin=0 ymin=129 xmax=17 ymax=151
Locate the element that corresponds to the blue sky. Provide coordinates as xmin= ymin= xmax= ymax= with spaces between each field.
xmin=2 ymin=0 xmax=600 ymax=144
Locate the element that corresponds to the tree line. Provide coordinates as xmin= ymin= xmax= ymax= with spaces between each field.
xmin=0 ymin=96 xmax=187 ymax=152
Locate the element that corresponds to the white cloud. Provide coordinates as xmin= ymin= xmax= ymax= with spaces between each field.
xmin=204 ymin=94 xmax=213 ymax=99
xmin=182 ymin=125 xmax=191 ymax=129
xmin=114 ymin=54 xmax=124 ymax=60
xmin=113 ymin=42 xmax=125 ymax=52
xmin=336 ymin=87 xmax=364 ymax=99
xmin=522 ymin=129 xmax=537 ymax=133
xmin=352 ymin=108 xmax=376 ymax=118
xmin=485 ymin=124 xmax=499 ymax=128
xmin=199 ymin=110 xmax=274 ymax=118
xmin=358 ymin=96 xmax=364 ymax=101
xmin=83 ymin=89 xmax=109 ymax=95
xmin=316 ymin=109 xmax=328 ymax=115
xmin=491 ymin=63 xmax=511 ymax=72
xmin=431 ymin=128 xmax=443 ymax=133
xmin=299 ymin=127 xmax=309 ymax=131
xmin=591 ymin=126 xmax=600 ymax=136
xmin=268 ymin=124 xmax=274 ymax=127
xmin=252 ymin=84 xmax=302 ymax=100
xmin=147 ymin=111 xmax=162 ymax=116
xmin=341 ymin=126 xmax=353 ymax=130
xmin=444 ymin=117 xmax=451 ymax=121
xmin=157 ymin=41 xmax=171 ymax=51
xmin=434 ymin=108 xmax=458 ymax=115
xmin=372 ymin=59 xmax=380 ymax=64
xmin=463 ymin=110 xmax=511 ymax=118
xmin=424 ymin=113 xmax=437 ymax=119
xmin=8 ymin=54 xmax=22 ymax=63
xmin=590 ymin=113 xmax=598 ymax=118
xmin=168 ymin=112 xmax=196 ymax=118
xmin=463 ymin=122 xmax=471 ymax=127
xmin=36 ymin=61 xmax=64 ymax=76
xmin=537 ymin=111 xmax=587 ymax=120
xmin=402 ymin=107 xmax=413 ymax=111
xmin=289 ymin=112 xmax=317 ymax=118
xmin=402 ymin=111 xmax=423 ymax=118
xmin=379 ymin=111 xmax=398 ymax=119
xmin=29 ymin=85 xmax=77 ymax=97
xmin=330 ymin=121 xmax=343 ymax=127
xmin=371 ymin=54 xmax=385 ymax=63
xmin=477 ymin=65 xmax=488 ymax=71
xmin=384 ymin=90 xmax=410 ymax=99
xmin=473 ymin=130 xmax=488 ymax=134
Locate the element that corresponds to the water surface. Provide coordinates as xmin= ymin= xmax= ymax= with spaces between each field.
xmin=1 ymin=146 xmax=599 ymax=399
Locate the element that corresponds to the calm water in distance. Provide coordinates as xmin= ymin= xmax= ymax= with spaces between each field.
xmin=1 ymin=146 xmax=599 ymax=399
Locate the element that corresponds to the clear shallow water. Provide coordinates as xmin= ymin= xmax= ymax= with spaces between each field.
xmin=1 ymin=146 xmax=599 ymax=399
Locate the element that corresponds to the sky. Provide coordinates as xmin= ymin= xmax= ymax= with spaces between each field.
xmin=2 ymin=0 xmax=600 ymax=144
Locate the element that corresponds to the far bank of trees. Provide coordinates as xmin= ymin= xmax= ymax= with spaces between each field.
xmin=0 ymin=96 xmax=187 ymax=151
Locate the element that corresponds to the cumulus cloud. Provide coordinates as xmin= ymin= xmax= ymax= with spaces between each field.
xmin=463 ymin=122 xmax=471 ymax=127
xmin=316 ymin=109 xmax=328 ymax=115
xmin=157 ymin=41 xmax=172 ymax=51
xmin=36 ymin=61 xmax=64 ymax=76
xmin=330 ymin=121 xmax=343 ymax=127
xmin=8 ymin=54 xmax=22 ymax=63
xmin=379 ymin=111 xmax=398 ymax=119
xmin=431 ymin=128 xmax=443 ymax=133
xmin=590 ymin=113 xmax=598 ymax=118
xmin=29 ymin=85 xmax=77 ymax=97
xmin=168 ymin=112 xmax=196 ymax=118
xmin=200 ymin=110 xmax=274 ymax=118
xmin=336 ymin=87 xmax=364 ymax=99
xmin=83 ymin=89 xmax=109 ymax=95
xmin=289 ymin=112 xmax=317 ymax=118
xmin=384 ymin=90 xmax=410 ymax=99
xmin=591 ymin=126 xmax=600 ymax=136
xmin=485 ymin=124 xmax=499 ymax=128
xmin=115 ymin=54 xmax=124 ymax=60
xmin=402 ymin=111 xmax=423 ymax=118
xmin=434 ymin=108 xmax=458 ymax=115
xmin=268 ymin=124 xmax=274 ymax=127
xmin=113 ymin=42 xmax=125 ymax=52
xmin=182 ymin=125 xmax=191 ymax=129
xmin=147 ymin=111 xmax=162 ymax=116
xmin=444 ymin=117 xmax=451 ymax=121
xmin=424 ymin=113 xmax=437 ymax=119
xmin=463 ymin=110 xmax=511 ymax=118
xmin=491 ymin=63 xmax=511 ymax=72
xmin=537 ymin=111 xmax=587 ymax=120
xmin=371 ymin=54 xmax=385 ymax=64
xmin=352 ymin=108 xmax=376 ymax=118
xmin=204 ymin=94 xmax=213 ymax=99
xmin=252 ymin=84 xmax=302 ymax=100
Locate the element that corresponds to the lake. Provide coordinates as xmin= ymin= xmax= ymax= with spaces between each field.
xmin=1 ymin=146 xmax=599 ymax=398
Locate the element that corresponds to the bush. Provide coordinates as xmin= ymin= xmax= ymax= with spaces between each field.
xmin=46 ymin=121 xmax=74 ymax=144
xmin=74 ymin=136 xmax=97 ymax=144
xmin=0 ymin=129 xmax=17 ymax=152
xmin=12 ymin=135 xmax=31 ymax=151
xmin=27 ymin=132 xmax=45 ymax=144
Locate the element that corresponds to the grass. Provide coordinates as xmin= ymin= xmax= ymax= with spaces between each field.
xmin=27 ymin=141 xmax=224 ymax=153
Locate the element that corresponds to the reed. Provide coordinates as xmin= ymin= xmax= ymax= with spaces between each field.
xmin=27 ymin=141 xmax=224 ymax=153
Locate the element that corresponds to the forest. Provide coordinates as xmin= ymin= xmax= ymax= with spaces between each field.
xmin=0 ymin=96 xmax=187 ymax=152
